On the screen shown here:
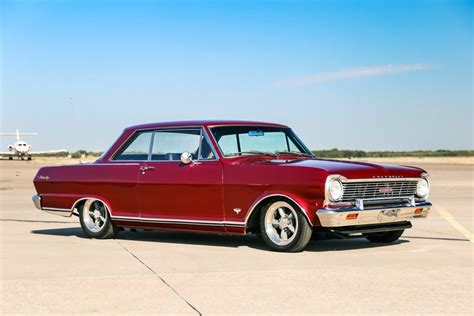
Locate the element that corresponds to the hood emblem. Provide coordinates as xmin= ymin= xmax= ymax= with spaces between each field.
xmin=37 ymin=175 xmax=50 ymax=180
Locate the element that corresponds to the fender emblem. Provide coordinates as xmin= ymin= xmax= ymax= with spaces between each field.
xmin=37 ymin=175 xmax=50 ymax=180
xmin=233 ymin=208 xmax=241 ymax=214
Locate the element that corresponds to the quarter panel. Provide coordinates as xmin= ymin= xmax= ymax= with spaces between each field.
xmin=34 ymin=163 xmax=140 ymax=216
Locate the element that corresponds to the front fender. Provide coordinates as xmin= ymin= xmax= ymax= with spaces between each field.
xmin=245 ymin=191 xmax=320 ymax=226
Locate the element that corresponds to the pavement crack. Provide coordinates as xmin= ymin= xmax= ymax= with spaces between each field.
xmin=115 ymin=240 xmax=202 ymax=316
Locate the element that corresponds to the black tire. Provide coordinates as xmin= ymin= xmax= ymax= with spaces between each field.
xmin=259 ymin=199 xmax=312 ymax=252
xmin=365 ymin=230 xmax=404 ymax=243
xmin=79 ymin=199 xmax=118 ymax=239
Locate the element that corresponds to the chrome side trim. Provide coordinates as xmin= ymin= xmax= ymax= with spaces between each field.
xmin=32 ymin=194 xmax=73 ymax=217
xmin=42 ymin=207 xmax=73 ymax=218
xmin=244 ymin=194 xmax=312 ymax=226
xmin=110 ymin=215 xmax=246 ymax=227
xmin=69 ymin=195 xmax=307 ymax=229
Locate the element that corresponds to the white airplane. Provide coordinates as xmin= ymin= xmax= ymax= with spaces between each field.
xmin=0 ymin=130 xmax=67 ymax=160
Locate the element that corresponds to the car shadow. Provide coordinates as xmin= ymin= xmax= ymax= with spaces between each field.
xmin=303 ymin=237 xmax=409 ymax=252
xmin=31 ymin=227 xmax=411 ymax=252
xmin=31 ymin=227 xmax=87 ymax=237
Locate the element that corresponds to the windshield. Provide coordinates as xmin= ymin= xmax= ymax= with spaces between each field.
xmin=210 ymin=126 xmax=313 ymax=157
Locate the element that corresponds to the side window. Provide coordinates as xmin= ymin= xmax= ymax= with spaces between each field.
xmin=288 ymin=137 xmax=300 ymax=152
xmin=200 ymin=136 xmax=216 ymax=160
xmin=151 ymin=130 xmax=201 ymax=161
xmin=217 ymin=134 xmax=239 ymax=156
xmin=114 ymin=132 xmax=153 ymax=161
xmin=150 ymin=129 xmax=216 ymax=161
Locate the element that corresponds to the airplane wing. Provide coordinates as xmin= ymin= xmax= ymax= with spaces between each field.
xmin=30 ymin=149 xmax=68 ymax=155
xmin=0 ymin=152 xmax=15 ymax=156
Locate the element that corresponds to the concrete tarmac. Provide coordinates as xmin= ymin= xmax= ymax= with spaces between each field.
xmin=1 ymin=160 xmax=472 ymax=314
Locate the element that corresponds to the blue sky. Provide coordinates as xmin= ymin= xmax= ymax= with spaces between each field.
xmin=1 ymin=0 xmax=472 ymax=151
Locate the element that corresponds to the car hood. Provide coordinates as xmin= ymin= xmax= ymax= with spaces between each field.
xmin=240 ymin=157 xmax=425 ymax=179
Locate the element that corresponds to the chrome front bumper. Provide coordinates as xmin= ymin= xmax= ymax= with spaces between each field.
xmin=317 ymin=202 xmax=432 ymax=227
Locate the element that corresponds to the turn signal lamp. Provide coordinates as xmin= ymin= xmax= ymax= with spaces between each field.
xmin=346 ymin=213 xmax=358 ymax=220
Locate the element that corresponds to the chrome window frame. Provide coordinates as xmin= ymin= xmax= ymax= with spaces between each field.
xmin=110 ymin=126 xmax=219 ymax=163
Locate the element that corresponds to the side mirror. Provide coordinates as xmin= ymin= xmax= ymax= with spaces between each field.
xmin=180 ymin=152 xmax=194 ymax=165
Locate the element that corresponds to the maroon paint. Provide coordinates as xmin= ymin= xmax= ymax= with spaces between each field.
xmin=33 ymin=120 xmax=426 ymax=234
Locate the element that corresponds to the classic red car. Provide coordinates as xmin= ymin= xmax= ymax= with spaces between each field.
xmin=32 ymin=120 xmax=432 ymax=252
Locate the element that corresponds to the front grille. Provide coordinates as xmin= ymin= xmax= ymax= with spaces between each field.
xmin=341 ymin=181 xmax=418 ymax=202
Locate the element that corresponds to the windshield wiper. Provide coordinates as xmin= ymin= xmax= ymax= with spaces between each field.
xmin=275 ymin=151 xmax=314 ymax=157
xmin=228 ymin=151 xmax=277 ymax=157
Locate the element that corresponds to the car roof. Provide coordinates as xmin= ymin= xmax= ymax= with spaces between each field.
xmin=126 ymin=120 xmax=288 ymax=131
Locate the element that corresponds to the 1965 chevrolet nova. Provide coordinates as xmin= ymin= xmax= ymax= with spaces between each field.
xmin=32 ymin=120 xmax=431 ymax=252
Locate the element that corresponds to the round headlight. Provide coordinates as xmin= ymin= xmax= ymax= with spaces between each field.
xmin=328 ymin=179 xmax=344 ymax=201
xmin=416 ymin=178 xmax=430 ymax=198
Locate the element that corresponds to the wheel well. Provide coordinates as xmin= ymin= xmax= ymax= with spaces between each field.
xmin=71 ymin=198 xmax=111 ymax=216
xmin=246 ymin=196 xmax=302 ymax=234
xmin=72 ymin=199 xmax=87 ymax=215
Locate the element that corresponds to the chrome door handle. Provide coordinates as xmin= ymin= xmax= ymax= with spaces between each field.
xmin=140 ymin=165 xmax=155 ymax=173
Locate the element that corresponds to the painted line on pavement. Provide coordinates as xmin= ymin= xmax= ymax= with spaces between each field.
xmin=435 ymin=205 xmax=473 ymax=242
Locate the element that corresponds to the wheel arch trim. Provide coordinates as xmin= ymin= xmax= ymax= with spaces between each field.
xmin=71 ymin=196 xmax=113 ymax=215
xmin=244 ymin=193 xmax=314 ymax=229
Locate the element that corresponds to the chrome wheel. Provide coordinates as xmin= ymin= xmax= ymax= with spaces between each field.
xmin=264 ymin=201 xmax=299 ymax=246
xmin=82 ymin=199 xmax=108 ymax=233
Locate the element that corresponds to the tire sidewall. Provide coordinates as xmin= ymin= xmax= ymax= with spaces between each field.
xmin=79 ymin=202 xmax=114 ymax=239
xmin=259 ymin=199 xmax=311 ymax=252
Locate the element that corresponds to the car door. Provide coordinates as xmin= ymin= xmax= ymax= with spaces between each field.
xmin=137 ymin=127 xmax=225 ymax=229
xmin=107 ymin=130 xmax=154 ymax=217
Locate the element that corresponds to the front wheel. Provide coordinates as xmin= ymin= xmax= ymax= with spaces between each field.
xmin=79 ymin=199 xmax=118 ymax=239
xmin=260 ymin=200 xmax=312 ymax=252
xmin=365 ymin=230 xmax=404 ymax=243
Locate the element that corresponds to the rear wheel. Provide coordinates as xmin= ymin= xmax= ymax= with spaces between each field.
xmin=260 ymin=200 xmax=312 ymax=252
xmin=365 ymin=230 xmax=404 ymax=243
xmin=79 ymin=199 xmax=118 ymax=239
